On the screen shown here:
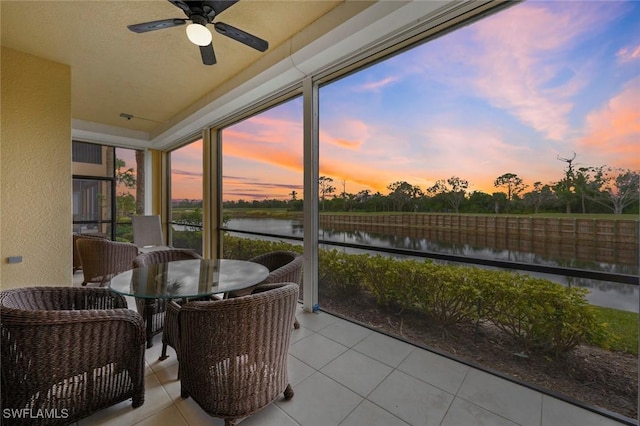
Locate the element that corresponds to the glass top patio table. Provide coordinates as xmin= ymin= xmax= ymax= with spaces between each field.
xmin=109 ymin=259 xmax=269 ymax=299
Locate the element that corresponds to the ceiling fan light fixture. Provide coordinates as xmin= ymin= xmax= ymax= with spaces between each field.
xmin=186 ymin=23 xmax=212 ymax=46
xmin=127 ymin=1 xmax=268 ymax=65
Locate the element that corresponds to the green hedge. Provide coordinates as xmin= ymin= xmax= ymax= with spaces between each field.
xmin=481 ymin=272 xmax=605 ymax=354
xmin=223 ymin=235 xmax=611 ymax=355
xmin=222 ymin=236 xmax=303 ymax=260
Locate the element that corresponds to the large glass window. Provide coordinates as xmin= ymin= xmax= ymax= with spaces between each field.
xmin=317 ymin=1 xmax=638 ymax=420
xmin=72 ymin=142 xmax=143 ymax=241
xmin=164 ymin=1 xmax=637 ymax=420
xmin=72 ymin=177 xmax=112 ymax=236
xmin=220 ymin=97 xmax=304 ymax=259
xmin=168 ymin=138 xmax=204 ymax=253
xmin=72 ymin=142 xmax=142 ymax=241
xmin=72 ymin=142 xmax=114 ymax=238
xmin=114 ymin=147 xmax=143 ymax=241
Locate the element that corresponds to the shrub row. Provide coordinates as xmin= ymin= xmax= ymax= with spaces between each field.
xmin=223 ymin=235 xmax=610 ymax=354
xmin=222 ymin=235 xmax=303 ymax=260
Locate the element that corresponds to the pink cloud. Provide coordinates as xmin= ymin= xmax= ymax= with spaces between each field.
xmin=226 ymin=115 xmax=303 ymax=145
xmin=320 ymin=119 xmax=369 ymax=150
xmin=221 ymin=112 xmax=306 ymax=200
xmin=468 ymin=3 xmax=621 ymax=142
xmin=224 ymin=140 xmax=303 ymax=173
xmin=617 ymin=44 xmax=640 ymax=63
xmin=319 ymin=162 xmax=395 ymax=195
xmin=169 ymin=140 xmax=203 ymax=199
xmin=333 ymin=138 xmax=361 ymax=149
xmin=317 ymin=111 xmax=567 ymax=196
xmin=356 ymin=76 xmax=399 ymax=92
xmin=317 ymin=124 xmax=540 ymax=196
xmin=414 ymin=125 xmax=561 ymax=193
xmin=223 ymin=115 xmax=304 ymax=174
xmin=579 ymin=78 xmax=640 ymax=169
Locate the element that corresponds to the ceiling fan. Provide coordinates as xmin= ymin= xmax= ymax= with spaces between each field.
xmin=127 ymin=0 xmax=268 ymax=65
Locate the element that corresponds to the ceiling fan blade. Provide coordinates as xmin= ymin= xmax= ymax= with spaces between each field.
xmin=214 ymin=22 xmax=268 ymax=52
xmin=207 ymin=1 xmax=239 ymax=15
xmin=199 ymin=43 xmax=217 ymax=65
xmin=128 ymin=18 xmax=186 ymax=33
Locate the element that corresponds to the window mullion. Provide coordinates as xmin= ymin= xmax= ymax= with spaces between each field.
xmin=302 ymin=76 xmax=319 ymax=313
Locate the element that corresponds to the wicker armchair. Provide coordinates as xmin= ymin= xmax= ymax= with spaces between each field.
xmin=178 ymin=283 xmax=299 ymax=426
xmin=76 ymin=238 xmax=139 ymax=286
xmin=239 ymin=250 xmax=303 ymax=329
xmin=72 ymin=233 xmax=108 ymax=272
xmin=0 ymin=287 xmax=146 ymax=425
xmin=132 ymin=248 xmax=202 ymax=349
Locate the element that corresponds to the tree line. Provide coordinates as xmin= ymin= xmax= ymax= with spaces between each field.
xmin=115 ymin=154 xmax=638 ymax=216
xmin=225 ymin=155 xmax=639 ymax=215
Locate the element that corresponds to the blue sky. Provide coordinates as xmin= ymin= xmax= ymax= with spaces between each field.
xmin=171 ymin=1 xmax=640 ymax=201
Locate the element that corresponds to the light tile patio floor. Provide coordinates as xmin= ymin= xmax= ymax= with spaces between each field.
xmin=76 ymin=312 xmax=633 ymax=425
xmin=71 ymin=274 xmax=634 ymax=426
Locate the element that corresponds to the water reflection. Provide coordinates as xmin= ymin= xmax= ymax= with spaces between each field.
xmin=316 ymin=226 xmax=637 ymax=274
xmin=226 ymin=217 xmax=639 ymax=312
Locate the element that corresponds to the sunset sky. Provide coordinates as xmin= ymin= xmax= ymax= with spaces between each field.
xmin=166 ymin=1 xmax=639 ymax=201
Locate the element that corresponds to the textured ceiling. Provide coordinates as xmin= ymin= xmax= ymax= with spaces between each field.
xmin=1 ymin=0 xmax=346 ymax=135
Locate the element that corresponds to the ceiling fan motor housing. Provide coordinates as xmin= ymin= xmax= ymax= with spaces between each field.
xmin=174 ymin=1 xmax=218 ymax=23
xmin=190 ymin=14 xmax=209 ymax=26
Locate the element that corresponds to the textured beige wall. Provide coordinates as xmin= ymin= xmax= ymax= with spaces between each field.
xmin=1 ymin=47 xmax=72 ymax=289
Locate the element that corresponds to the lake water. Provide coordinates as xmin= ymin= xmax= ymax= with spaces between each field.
xmin=225 ymin=217 xmax=639 ymax=313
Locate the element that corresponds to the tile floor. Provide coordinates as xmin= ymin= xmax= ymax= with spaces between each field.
xmin=71 ymin=275 xmax=633 ymax=426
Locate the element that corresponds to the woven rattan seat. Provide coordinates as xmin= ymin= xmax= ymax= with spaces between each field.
xmin=76 ymin=237 xmax=139 ymax=286
xmin=72 ymin=233 xmax=108 ymax=272
xmin=161 ymin=251 xmax=302 ymax=364
xmin=243 ymin=250 xmax=303 ymax=328
xmin=0 ymin=286 xmax=146 ymax=425
xmin=131 ymin=248 xmax=202 ymax=349
xmin=178 ymin=283 xmax=299 ymax=426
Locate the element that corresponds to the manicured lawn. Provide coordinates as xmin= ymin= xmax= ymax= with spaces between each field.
xmin=515 ymin=213 xmax=638 ymax=220
xmin=594 ymin=306 xmax=638 ymax=355
xmin=319 ymin=211 xmax=638 ymax=220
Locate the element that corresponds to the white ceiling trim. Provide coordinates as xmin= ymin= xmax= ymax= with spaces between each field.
xmin=149 ymin=55 xmax=307 ymax=148
xmin=72 ymin=119 xmax=152 ymax=148
xmin=289 ymin=0 xmax=453 ymax=77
